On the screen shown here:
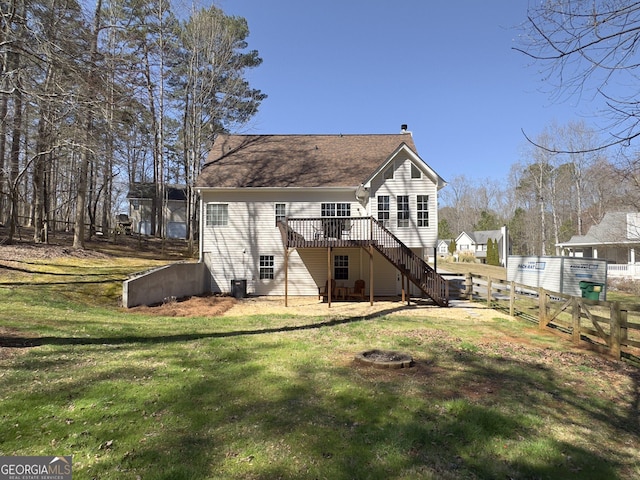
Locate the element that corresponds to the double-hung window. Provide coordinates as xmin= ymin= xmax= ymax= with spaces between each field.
xmin=334 ymin=255 xmax=349 ymax=280
xmin=397 ymin=196 xmax=409 ymax=228
xmin=417 ymin=195 xmax=429 ymax=227
xmin=206 ymin=204 xmax=228 ymax=227
xmin=321 ymin=203 xmax=350 ymax=217
xmin=259 ymin=255 xmax=274 ymax=279
xmin=275 ymin=203 xmax=286 ymax=226
xmin=377 ymin=196 xmax=390 ymax=227
xmin=321 ymin=203 xmax=351 ymax=238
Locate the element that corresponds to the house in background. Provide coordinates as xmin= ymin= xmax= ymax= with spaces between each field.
xmin=436 ymin=239 xmax=452 ymax=258
xmin=195 ymin=127 xmax=450 ymax=306
xmin=454 ymin=227 xmax=509 ymax=265
xmin=127 ymin=183 xmax=188 ymax=239
xmin=556 ymin=211 xmax=640 ymax=279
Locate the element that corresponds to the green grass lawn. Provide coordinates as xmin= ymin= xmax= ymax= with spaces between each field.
xmin=1 ymin=253 xmax=639 ymax=479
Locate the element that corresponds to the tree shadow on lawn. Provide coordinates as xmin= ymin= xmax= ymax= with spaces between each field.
xmin=95 ymin=347 xmax=630 ymax=480
xmin=0 ymin=305 xmax=412 ymax=348
xmin=2 ymin=309 xmax=638 ymax=479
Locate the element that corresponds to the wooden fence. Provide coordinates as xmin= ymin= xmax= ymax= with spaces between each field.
xmin=457 ymin=273 xmax=640 ymax=365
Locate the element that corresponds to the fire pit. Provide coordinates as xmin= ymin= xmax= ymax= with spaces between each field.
xmin=354 ymin=349 xmax=414 ymax=369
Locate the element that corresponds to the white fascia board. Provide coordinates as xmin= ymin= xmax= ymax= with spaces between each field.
xmin=196 ymin=186 xmax=357 ymax=194
xmin=455 ymin=231 xmax=473 ymax=243
xmin=362 ymin=143 xmax=447 ymax=190
xmin=557 ymin=239 xmax=640 ymax=247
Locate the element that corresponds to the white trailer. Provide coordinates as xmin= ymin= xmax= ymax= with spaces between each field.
xmin=507 ymin=255 xmax=608 ymax=300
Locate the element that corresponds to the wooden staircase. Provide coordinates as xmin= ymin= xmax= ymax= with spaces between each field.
xmin=278 ymin=216 xmax=450 ymax=307
xmin=369 ymin=219 xmax=448 ymax=307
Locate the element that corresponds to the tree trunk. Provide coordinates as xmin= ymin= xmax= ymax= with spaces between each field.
xmin=73 ymin=0 xmax=102 ymax=249
xmin=7 ymin=49 xmax=22 ymax=244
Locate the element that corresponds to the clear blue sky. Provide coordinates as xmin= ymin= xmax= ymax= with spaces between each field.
xmin=218 ymin=0 xmax=594 ymax=185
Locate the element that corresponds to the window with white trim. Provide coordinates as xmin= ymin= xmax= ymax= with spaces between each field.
xmin=334 ymin=255 xmax=349 ymax=280
xmin=206 ymin=204 xmax=228 ymax=226
xmin=377 ymin=196 xmax=390 ymax=226
xmin=397 ymin=195 xmax=409 ymax=228
xmin=321 ymin=203 xmax=350 ymax=217
xmin=417 ymin=195 xmax=429 ymax=227
xmin=411 ymin=163 xmax=422 ymax=179
xmin=259 ymin=255 xmax=274 ymax=279
xmin=275 ymin=203 xmax=286 ymax=226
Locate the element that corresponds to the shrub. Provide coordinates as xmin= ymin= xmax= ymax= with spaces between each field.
xmin=459 ymin=251 xmax=477 ymax=263
xmin=608 ymin=278 xmax=640 ymax=295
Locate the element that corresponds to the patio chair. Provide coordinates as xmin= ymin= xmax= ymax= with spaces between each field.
xmin=318 ymin=279 xmax=336 ymax=301
xmin=341 ymin=219 xmax=352 ymax=239
xmin=347 ymin=279 xmax=366 ymax=301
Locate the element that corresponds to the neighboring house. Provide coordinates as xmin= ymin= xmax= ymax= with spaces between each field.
xmin=556 ymin=212 xmax=640 ymax=279
xmin=195 ymin=128 xmax=449 ymax=305
xmin=127 ymin=183 xmax=188 ymax=239
xmin=436 ymin=239 xmax=451 ymax=257
xmin=454 ymin=227 xmax=509 ymax=265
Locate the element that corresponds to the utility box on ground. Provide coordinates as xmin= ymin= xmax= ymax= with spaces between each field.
xmin=507 ymin=256 xmax=607 ymax=300
xmin=231 ymin=279 xmax=247 ymax=299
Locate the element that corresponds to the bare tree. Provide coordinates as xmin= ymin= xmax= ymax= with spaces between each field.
xmin=518 ymin=1 xmax=640 ymax=152
xmin=560 ymin=121 xmax=603 ymax=235
xmin=0 ymin=0 xmax=265 ymax=246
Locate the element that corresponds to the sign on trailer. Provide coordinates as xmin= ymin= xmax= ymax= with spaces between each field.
xmin=507 ymin=255 xmax=608 ymax=300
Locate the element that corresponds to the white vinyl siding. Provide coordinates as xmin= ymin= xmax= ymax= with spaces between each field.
xmin=201 ymin=190 xmax=362 ymax=295
xmin=370 ymin=155 xmax=438 ymax=249
xmin=199 ymin=146 xmax=441 ymax=296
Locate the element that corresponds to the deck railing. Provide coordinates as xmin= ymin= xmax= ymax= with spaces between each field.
xmin=607 ymin=263 xmax=640 ymax=279
xmin=279 ymin=217 xmax=448 ymax=306
xmin=281 ymin=217 xmax=373 ymax=248
xmin=369 ymin=218 xmax=448 ymax=307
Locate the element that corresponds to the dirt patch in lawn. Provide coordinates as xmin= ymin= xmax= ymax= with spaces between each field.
xmin=0 ymin=243 xmax=110 ymax=261
xmin=123 ymin=294 xmax=512 ymax=323
xmin=127 ymin=294 xmax=238 ymax=317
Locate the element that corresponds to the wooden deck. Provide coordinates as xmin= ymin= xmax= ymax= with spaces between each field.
xmin=280 ymin=217 xmax=376 ymax=248
xmin=279 ymin=217 xmax=449 ymax=307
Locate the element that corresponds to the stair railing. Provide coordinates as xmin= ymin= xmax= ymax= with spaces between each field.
xmin=370 ymin=218 xmax=448 ymax=306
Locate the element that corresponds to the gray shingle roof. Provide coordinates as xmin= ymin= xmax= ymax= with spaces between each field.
xmin=558 ymin=212 xmax=640 ymax=246
xmin=127 ymin=183 xmax=187 ymax=201
xmin=468 ymin=230 xmax=502 ymax=244
xmin=196 ymin=133 xmax=420 ymax=188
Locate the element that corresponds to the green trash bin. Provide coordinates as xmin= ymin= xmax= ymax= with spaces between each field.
xmin=579 ymin=281 xmax=603 ymax=300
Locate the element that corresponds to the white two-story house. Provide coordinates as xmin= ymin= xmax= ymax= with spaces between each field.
xmin=195 ymin=128 xmax=449 ymax=306
xmin=454 ymin=228 xmax=509 ymax=265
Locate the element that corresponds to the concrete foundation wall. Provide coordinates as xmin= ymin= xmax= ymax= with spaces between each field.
xmin=123 ymin=262 xmax=210 ymax=308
